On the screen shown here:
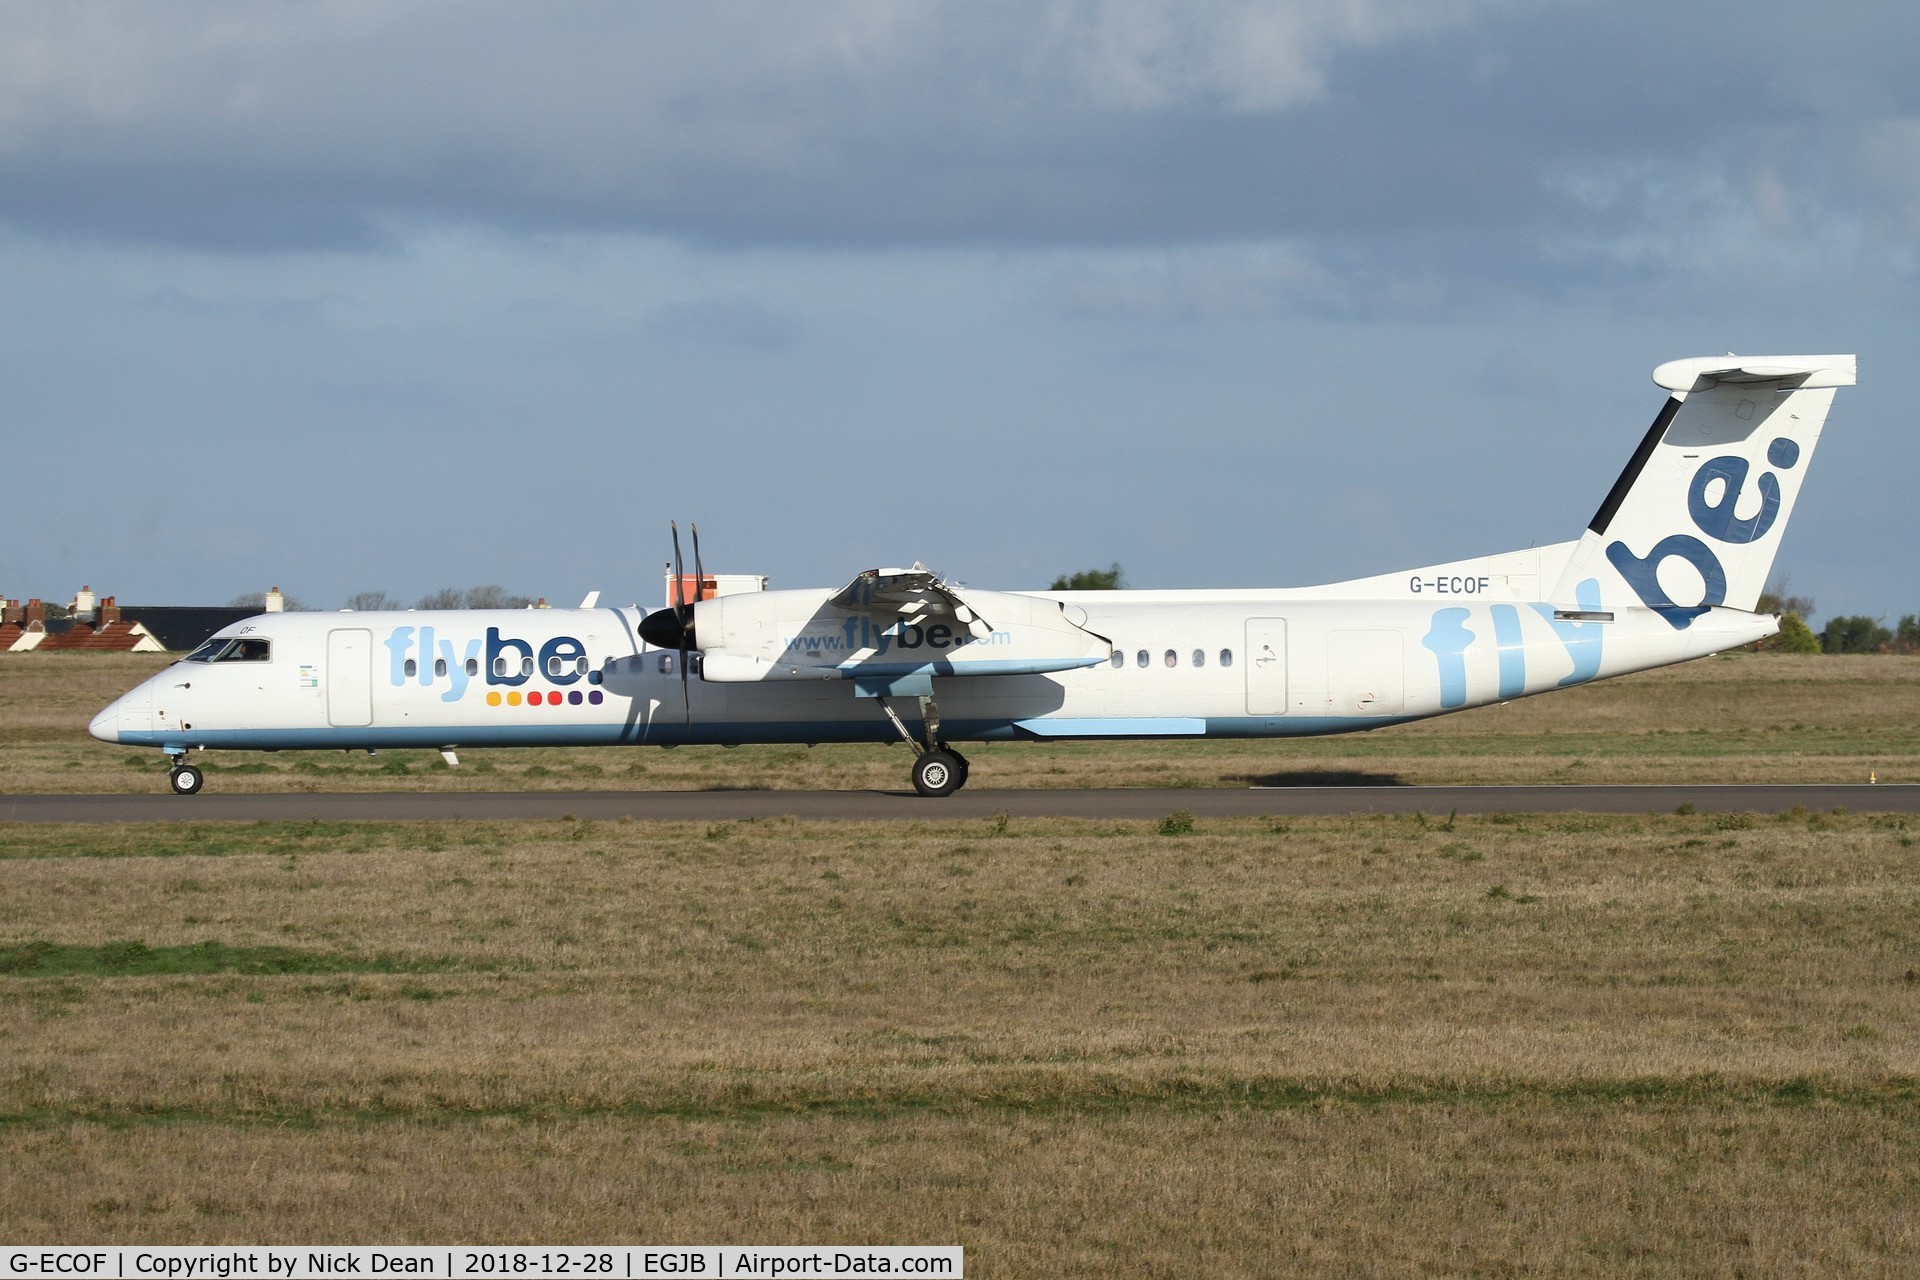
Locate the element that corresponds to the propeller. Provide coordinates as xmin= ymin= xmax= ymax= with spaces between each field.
xmin=637 ymin=520 xmax=703 ymax=721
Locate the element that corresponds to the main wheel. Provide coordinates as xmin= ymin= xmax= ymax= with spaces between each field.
xmin=911 ymin=749 xmax=964 ymax=798
xmin=168 ymin=763 xmax=204 ymax=796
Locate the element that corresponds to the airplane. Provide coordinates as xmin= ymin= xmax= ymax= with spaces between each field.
xmin=90 ymin=353 xmax=1857 ymax=798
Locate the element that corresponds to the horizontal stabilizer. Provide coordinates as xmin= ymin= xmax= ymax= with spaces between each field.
xmin=1652 ymin=354 xmax=1856 ymax=391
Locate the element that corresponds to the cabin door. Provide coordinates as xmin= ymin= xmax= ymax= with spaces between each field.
xmin=1244 ymin=618 xmax=1288 ymax=715
xmin=327 ymin=629 xmax=374 ymax=727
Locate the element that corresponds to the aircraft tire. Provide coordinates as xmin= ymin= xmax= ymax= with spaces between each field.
xmin=912 ymin=749 xmax=965 ymax=798
xmin=169 ymin=763 xmax=204 ymax=796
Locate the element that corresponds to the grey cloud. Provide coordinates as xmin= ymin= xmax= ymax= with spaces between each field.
xmin=0 ymin=0 xmax=1547 ymax=248
xmin=646 ymin=299 xmax=799 ymax=352
xmin=0 ymin=0 xmax=1915 ymax=310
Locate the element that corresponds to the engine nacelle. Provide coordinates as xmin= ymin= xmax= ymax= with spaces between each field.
xmin=691 ymin=586 xmax=1111 ymax=683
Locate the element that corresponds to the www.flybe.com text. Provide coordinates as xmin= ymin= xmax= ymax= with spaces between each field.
xmin=785 ymin=617 xmax=1009 ymax=656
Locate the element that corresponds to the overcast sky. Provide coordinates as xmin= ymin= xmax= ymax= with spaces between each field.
xmin=3 ymin=1 xmax=1913 ymax=622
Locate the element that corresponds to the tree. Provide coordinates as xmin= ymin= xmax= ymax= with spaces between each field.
xmin=1764 ymin=612 xmax=1821 ymax=654
xmin=1050 ymin=563 xmax=1126 ymax=590
xmin=228 ymin=590 xmax=308 ymax=611
xmin=1896 ymin=615 xmax=1920 ymax=654
xmin=1756 ymin=573 xmax=1815 ymax=620
xmin=1819 ymin=615 xmax=1892 ymax=654
xmin=415 ymin=585 xmax=534 ymax=609
xmin=342 ymin=591 xmax=401 ymax=611
xmin=462 ymin=584 xmax=534 ymax=609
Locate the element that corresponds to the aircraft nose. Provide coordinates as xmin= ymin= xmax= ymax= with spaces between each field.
xmin=88 ymin=702 xmax=119 ymax=743
xmin=90 ymin=684 xmax=151 ymax=743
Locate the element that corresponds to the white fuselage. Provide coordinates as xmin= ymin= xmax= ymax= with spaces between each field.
xmin=88 ymin=583 xmax=1773 ymax=755
xmin=86 ymin=351 xmax=1853 ymax=785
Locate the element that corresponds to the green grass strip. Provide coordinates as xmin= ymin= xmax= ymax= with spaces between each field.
xmin=0 ymin=939 xmax=470 ymax=978
xmin=2 ymin=1075 xmax=1916 ymax=1132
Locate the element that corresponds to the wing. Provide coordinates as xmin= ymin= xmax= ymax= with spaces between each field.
xmin=827 ymin=563 xmax=992 ymax=636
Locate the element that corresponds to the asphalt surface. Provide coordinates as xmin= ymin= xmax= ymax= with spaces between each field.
xmin=3 ymin=785 xmax=1916 ymax=823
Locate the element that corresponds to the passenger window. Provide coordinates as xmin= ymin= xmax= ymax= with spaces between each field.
xmin=1136 ymin=649 xmax=1149 ymax=669
xmin=659 ymin=653 xmax=675 ymax=675
xmin=1109 ymin=650 xmax=1124 ymax=669
xmin=1192 ymin=649 xmax=1205 ymax=669
xmin=1220 ymin=649 xmax=1234 ymax=668
xmin=547 ymin=655 xmax=565 ymax=677
xmin=575 ymin=656 xmax=589 ymax=676
xmin=404 ymin=658 xmax=417 ymax=678
xmin=435 ymin=658 xmax=447 ymax=678
xmin=466 ymin=658 xmax=479 ymax=677
xmin=493 ymin=656 xmax=508 ymax=677
xmin=520 ymin=656 xmax=533 ymax=677
xmin=1164 ymin=649 xmax=1177 ymax=668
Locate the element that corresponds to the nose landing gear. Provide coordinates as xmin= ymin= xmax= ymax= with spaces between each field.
xmin=163 ymin=750 xmax=204 ymax=796
xmin=167 ymin=760 xmax=204 ymax=795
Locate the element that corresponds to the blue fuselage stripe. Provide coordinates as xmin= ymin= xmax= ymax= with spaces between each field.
xmin=111 ymin=713 xmax=1409 ymax=752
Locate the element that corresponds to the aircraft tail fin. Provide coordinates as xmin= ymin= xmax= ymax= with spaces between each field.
xmin=1549 ymin=354 xmax=1856 ymax=626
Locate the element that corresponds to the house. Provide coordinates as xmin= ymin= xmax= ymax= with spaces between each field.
xmin=1 ymin=586 xmax=284 ymax=653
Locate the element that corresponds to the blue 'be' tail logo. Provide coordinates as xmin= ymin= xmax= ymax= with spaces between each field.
xmin=1605 ymin=437 xmax=1800 ymax=629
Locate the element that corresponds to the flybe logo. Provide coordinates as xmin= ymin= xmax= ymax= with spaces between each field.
xmin=381 ymin=626 xmax=600 ymax=703
xmin=783 ymin=617 xmax=1010 ymax=657
xmin=1605 ymin=436 xmax=1800 ymax=630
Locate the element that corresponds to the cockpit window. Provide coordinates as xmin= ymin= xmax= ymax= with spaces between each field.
xmin=183 ymin=637 xmax=230 ymax=663
xmin=185 ymin=637 xmax=271 ymax=663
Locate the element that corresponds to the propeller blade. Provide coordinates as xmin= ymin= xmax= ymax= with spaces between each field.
xmin=670 ymin=521 xmax=686 ymax=618
xmin=668 ymin=521 xmax=691 ymax=723
xmin=683 ymin=523 xmax=703 ymax=723
xmin=691 ymin=522 xmax=705 ymax=606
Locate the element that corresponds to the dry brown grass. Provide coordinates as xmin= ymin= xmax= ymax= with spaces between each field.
xmin=6 ymin=1109 xmax=1916 ymax=1273
xmin=3 ymin=812 xmax=1918 ymax=1271
xmin=6 ymin=651 xmax=1920 ymax=793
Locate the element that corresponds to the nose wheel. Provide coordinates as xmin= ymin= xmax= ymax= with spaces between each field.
xmin=168 ymin=762 xmax=204 ymax=796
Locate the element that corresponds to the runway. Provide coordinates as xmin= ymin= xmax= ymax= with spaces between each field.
xmin=3 ymin=784 xmax=1917 ymax=823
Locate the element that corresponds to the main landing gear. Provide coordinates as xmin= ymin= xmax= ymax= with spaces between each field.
xmin=910 ymin=746 xmax=969 ymax=799
xmin=167 ymin=757 xmax=204 ymax=796
xmin=874 ymin=692 xmax=971 ymax=797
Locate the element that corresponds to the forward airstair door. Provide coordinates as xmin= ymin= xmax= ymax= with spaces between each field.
xmin=327 ymin=629 xmax=374 ymax=727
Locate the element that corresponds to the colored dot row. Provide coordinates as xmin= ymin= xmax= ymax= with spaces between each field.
xmin=486 ymin=689 xmax=606 ymax=707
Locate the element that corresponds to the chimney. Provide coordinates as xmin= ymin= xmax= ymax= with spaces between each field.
xmin=25 ymin=598 xmax=45 ymax=624
xmin=1 ymin=598 xmax=19 ymax=627
xmin=535 ymin=597 xmax=550 ymax=609
xmin=73 ymin=585 xmax=97 ymax=617
xmin=265 ymin=586 xmax=285 ymax=613
xmin=99 ymin=595 xmax=121 ymax=625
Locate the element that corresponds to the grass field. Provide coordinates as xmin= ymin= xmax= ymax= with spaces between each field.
xmin=3 ymin=810 xmax=1919 ymax=1272
xmin=4 ymin=653 xmax=1919 ymax=1272
xmin=5 ymin=651 xmax=1919 ymax=793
